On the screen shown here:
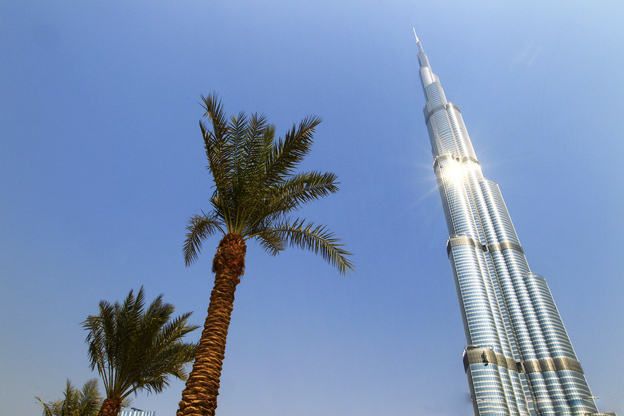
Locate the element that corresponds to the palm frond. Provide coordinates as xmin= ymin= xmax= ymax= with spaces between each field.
xmin=78 ymin=379 xmax=101 ymax=416
xmin=183 ymin=214 xmax=225 ymax=266
xmin=262 ymin=171 xmax=340 ymax=218
xmin=36 ymin=398 xmax=57 ymax=416
xmin=240 ymin=114 xmax=271 ymax=181
xmin=200 ymin=93 xmax=228 ymax=138
xmin=238 ymin=171 xmax=338 ymax=239
xmin=125 ymin=339 xmax=198 ymax=397
xmin=252 ymin=218 xmax=354 ymax=275
xmin=214 ymin=114 xmax=275 ymax=235
xmin=200 ymin=94 xmax=235 ymax=196
xmin=254 ymin=229 xmax=287 ymax=256
xmin=243 ymin=113 xmax=269 ymax=164
xmin=235 ymin=115 xmax=273 ymax=213
xmin=83 ymin=301 xmax=117 ymax=394
xmin=230 ymin=111 xmax=248 ymax=177
xmin=264 ymin=116 xmax=322 ymax=186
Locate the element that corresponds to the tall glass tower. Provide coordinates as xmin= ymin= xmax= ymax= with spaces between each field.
xmin=414 ymin=32 xmax=615 ymax=416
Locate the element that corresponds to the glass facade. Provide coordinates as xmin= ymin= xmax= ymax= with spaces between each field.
xmin=414 ymin=33 xmax=614 ymax=416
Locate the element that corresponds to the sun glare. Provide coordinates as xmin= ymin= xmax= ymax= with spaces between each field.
xmin=442 ymin=159 xmax=464 ymax=183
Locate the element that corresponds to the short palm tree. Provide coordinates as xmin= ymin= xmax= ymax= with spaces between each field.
xmin=83 ymin=287 xmax=199 ymax=416
xmin=37 ymin=379 xmax=101 ymax=416
xmin=177 ymin=94 xmax=353 ymax=416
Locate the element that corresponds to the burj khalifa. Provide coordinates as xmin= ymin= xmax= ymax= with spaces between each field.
xmin=414 ymin=32 xmax=615 ymax=416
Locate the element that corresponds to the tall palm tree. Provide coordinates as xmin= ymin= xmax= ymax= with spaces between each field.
xmin=37 ymin=379 xmax=101 ymax=416
xmin=83 ymin=287 xmax=199 ymax=416
xmin=177 ymin=94 xmax=354 ymax=416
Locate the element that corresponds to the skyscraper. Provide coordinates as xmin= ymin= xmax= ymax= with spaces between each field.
xmin=414 ymin=32 xmax=615 ymax=416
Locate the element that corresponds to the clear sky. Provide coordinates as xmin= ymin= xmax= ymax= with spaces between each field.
xmin=2 ymin=1 xmax=623 ymax=415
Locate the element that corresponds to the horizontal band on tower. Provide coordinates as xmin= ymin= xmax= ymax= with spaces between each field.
xmin=522 ymin=357 xmax=584 ymax=374
xmin=487 ymin=241 xmax=524 ymax=254
xmin=463 ymin=347 xmax=519 ymax=373
xmin=463 ymin=348 xmax=584 ymax=375
xmin=446 ymin=235 xmax=524 ymax=256
xmin=447 ymin=235 xmax=483 ymax=255
xmin=585 ymin=413 xmax=617 ymax=416
xmin=433 ymin=153 xmax=479 ymax=170
xmin=424 ymin=102 xmax=462 ymax=124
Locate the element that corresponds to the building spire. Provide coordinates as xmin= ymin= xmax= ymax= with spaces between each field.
xmin=413 ymin=28 xmax=424 ymax=54
xmin=413 ymin=29 xmax=436 ymax=90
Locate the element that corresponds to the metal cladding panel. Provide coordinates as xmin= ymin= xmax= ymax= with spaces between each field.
xmin=479 ymin=180 xmax=521 ymax=245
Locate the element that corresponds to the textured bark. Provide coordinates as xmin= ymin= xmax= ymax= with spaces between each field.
xmin=97 ymin=397 xmax=121 ymax=416
xmin=177 ymin=234 xmax=246 ymax=416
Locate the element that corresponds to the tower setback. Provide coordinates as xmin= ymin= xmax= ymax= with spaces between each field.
xmin=414 ymin=32 xmax=615 ymax=416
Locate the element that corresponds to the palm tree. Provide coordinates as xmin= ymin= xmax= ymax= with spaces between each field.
xmin=82 ymin=287 xmax=199 ymax=416
xmin=176 ymin=94 xmax=353 ymax=416
xmin=36 ymin=379 xmax=101 ymax=416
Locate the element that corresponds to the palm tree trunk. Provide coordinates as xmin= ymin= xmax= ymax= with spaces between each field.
xmin=97 ymin=397 xmax=121 ymax=416
xmin=177 ymin=234 xmax=246 ymax=416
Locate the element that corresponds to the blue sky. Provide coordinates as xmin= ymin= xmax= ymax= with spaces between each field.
xmin=1 ymin=1 xmax=623 ymax=415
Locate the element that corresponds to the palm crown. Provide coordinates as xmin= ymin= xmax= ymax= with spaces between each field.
xmin=183 ymin=93 xmax=353 ymax=274
xmin=82 ymin=287 xmax=198 ymax=416
xmin=37 ymin=379 xmax=101 ymax=416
